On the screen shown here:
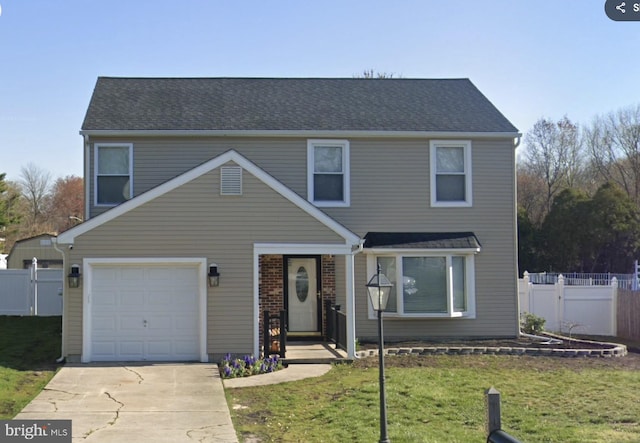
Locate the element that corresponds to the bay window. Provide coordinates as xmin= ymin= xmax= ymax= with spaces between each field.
xmin=367 ymin=252 xmax=475 ymax=318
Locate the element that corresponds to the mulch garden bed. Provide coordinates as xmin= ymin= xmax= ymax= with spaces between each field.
xmin=356 ymin=333 xmax=627 ymax=359
xmin=353 ymin=334 xmax=640 ymax=370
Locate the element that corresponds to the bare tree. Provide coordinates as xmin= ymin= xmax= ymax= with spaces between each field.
xmin=18 ymin=163 xmax=52 ymax=230
xmin=355 ymin=69 xmax=402 ymax=79
xmin=585 ymin=105 xmax=640 ymax=204
xmin=521 ymin=116 xmax=583 ymax=218
xmin=517 ymin=164 xmax=547 ymax=226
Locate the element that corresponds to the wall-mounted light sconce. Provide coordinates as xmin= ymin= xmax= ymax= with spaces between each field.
xmin=68 ymin=264 xmax=81 ymax=288
xmin=208 ymin=264 xmax=220 ymax=287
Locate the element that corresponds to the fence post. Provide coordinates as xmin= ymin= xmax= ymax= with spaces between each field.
xmin=334 ymin=305 xmax=341 ymax=346
xmin=556 ymin=274 xmax=564 ymax=333
xmin=611 ymin=277 xmax=618 ymax=336
xmin=486 ymin=387 xmax=501 ymax=435
xmin=520 ymin=271 xmax=530 ymax=314
xmin=279 ymin=310 xmax=287 ymax=359
xmin=262 ymin=310 xmax=270 ymax=357
xmin=32 ymin=257 xmax=38 ymax=316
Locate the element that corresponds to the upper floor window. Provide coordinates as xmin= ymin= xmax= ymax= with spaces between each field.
xmin=430 ymin=140 xmax=472 ymax=207
xmin=307 ymin=140 xmax=350 ymax=207
xmin=95 ymin=143 xmax=133 ymax=206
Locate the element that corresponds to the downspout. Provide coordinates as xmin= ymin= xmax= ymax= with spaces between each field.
xmin=83 ymin=134 xmax=90 ymax=220
xmin=513 ymin=134 xmax=522 ymax=336
xmin=51 ymin=238 xmax=67 ymax=363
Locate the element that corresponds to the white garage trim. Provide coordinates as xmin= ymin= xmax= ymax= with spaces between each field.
xmin=82 ymin=257 xmax=207 ymax=363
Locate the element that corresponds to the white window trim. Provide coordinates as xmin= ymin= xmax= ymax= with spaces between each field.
xmin=307 ymin=139 xmax=350 ymax=207
xmin=365 ymin=251 xmax=476 ymax=319
xmin=94 ymin=143 xmax=133 ymax=207
xmin=430 ymin=140 xmax=472 ymax=207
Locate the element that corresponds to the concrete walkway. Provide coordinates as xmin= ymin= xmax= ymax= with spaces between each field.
xmin=223 ymin=364 xmax=332 ymax=388
xmin=15 ymin=363 xmax=238 ymax=443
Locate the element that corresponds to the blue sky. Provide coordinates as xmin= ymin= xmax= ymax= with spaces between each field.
xmin=0 ymin=0 xmax=638 ymax=182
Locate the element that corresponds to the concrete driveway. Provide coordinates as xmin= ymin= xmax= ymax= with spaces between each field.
xmin=15 ymin=363 xmax=238 ymax=442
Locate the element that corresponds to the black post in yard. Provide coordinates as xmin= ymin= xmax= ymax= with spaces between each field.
xmin=377 ymin=307 xmax=390 ymax=443
xmin=262 ymin=310 xmax=269 ymax=357
xmin=366 ymin=263 xmax=393 ymax=443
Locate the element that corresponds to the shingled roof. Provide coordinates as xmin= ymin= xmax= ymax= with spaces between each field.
xmin=363 ymin=232 xmax=481 ymax=250
xmin=81 ymin=77 xmax=518 ymax=134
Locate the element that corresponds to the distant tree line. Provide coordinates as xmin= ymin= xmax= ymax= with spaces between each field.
xmin=0 ymin=163 xmax=83 ymax=253
xmin=518 ymin=105 xmax=640 ymax=274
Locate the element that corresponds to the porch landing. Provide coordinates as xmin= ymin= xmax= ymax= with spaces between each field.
xmin=283 ymin=341 xmax=350 ymax=364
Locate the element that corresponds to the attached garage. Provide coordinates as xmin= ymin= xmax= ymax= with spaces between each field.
xmin=82 ymin=258 xmax=208 ymax=363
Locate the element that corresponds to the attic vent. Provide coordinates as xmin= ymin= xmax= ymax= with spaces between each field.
xmin=220 ymin=166 xmax=243 ymax=195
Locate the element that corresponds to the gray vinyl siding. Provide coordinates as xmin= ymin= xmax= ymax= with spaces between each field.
xmin=64 ymin=167 xmax=346 ymax=359
xmin=88 ymin=137 xmax=309 ymax=218
xmin=83 ymin=135 xmax=518 ymax=341
xmin=342 ymin=139 xmax=518 ymax=340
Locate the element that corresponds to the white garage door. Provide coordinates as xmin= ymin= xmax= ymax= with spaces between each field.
xmin=90 ymin=264 xmax=200 ymax=361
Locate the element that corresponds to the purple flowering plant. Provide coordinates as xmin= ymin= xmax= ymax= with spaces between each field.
xmin=220 ymin=353 xmax=282 ymax=379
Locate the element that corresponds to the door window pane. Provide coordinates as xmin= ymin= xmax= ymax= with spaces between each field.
xmin=295 ymin=267 xmax=309 ymax=302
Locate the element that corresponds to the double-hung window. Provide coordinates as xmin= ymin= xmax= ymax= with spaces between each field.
xmin=307 ymin=140 xmax=350 ymax=207
xmin=430 ymin=140 xmax=472 ymax=207
xmin=367 ymin=252 xmax=476 ymax=318
xmin=95 ymin=143 xmax=133 ymax=206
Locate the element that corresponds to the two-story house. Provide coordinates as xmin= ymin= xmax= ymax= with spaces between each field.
xmin=56 ymin=77 xmax=521 ymax=363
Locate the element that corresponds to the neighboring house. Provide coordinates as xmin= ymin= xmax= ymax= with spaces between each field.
xmin=56 ymin=77 xmax=521 ymax=363
xmin=7 ymin=234 xmax=63 ymax=269
xmin=0 ymin=254 xmax=7 ymax=269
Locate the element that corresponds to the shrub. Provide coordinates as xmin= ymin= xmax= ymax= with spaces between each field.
xmin=219 ymin=354 xmax=283 ymax=379
xmin=520 ymin=312 xmax=546 ymax=334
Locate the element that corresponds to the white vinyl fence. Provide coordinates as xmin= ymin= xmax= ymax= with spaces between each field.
xmin=519 ymin=272 xmax=617 ymax=336
xmin=0 ymin=266 xmax=63 ymax=316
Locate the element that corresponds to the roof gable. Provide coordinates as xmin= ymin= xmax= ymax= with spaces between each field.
xmin=57 ymin=150 xmax=360 ymax=245
xmin=82 ymin=77 xmax=518 ymax=134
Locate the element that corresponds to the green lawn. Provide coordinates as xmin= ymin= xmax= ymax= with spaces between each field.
xmin=0 ymin=316 xmax=62 ymax=419
xmin=227 ymin=354 xmax=640 ymax=443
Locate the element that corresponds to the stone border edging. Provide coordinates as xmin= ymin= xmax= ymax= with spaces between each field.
xmin=355 ymin=336 xmax=627 ymax=359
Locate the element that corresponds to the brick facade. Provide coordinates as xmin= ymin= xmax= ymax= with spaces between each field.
xmin=258 ymin=254 xmax=336 ymax=353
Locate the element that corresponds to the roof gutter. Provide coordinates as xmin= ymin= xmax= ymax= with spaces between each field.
xmin=79 ymin=129 xmax=522 ymax=139
xmin=513 ymin=135 xmax=522 ymax=149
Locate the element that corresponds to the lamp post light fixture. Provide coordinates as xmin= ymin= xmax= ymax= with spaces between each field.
xmin=366 ymin=263 xmax=393 ymax=443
